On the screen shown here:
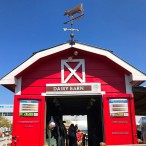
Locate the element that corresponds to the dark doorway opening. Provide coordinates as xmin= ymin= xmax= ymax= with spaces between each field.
xmin=46 ymin=95 xmax=104 ymax=146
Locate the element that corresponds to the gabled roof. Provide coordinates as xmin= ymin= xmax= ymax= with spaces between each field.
xmin=0 ymin=42 xmax=146 ymax=91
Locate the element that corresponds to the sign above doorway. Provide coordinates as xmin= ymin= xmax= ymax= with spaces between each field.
xmin=45 ymin=83 xmax=105 ymax=96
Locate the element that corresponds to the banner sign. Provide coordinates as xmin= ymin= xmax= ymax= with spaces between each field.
xmin=19 ymin=100 xmax=38 ymax=117
xmin=109 ymin=99 xmax=128 ymax=117
xmin=46 ymin=83 xmax=104 ymax=95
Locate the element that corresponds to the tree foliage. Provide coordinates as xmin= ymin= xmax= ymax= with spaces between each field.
xmin=0 ymin=116 xmax=11 ymax=128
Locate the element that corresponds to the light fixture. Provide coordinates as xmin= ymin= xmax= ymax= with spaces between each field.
xmin=90 ymin=102 xmax=94 ymax=106
xmin=91 ymin=98 xmax=96 ymax=102
xmin=74 ymin=50 xmax=78 ymax=56
xmin=55 ymin=103 xmax=60 ymax=106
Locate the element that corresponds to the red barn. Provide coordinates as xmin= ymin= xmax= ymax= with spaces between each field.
xmin=0 ymin=42 xmax=146 ymax=146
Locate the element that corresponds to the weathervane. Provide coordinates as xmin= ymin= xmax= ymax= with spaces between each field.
xmin=63 ymin=4 xmax=84 ymax=45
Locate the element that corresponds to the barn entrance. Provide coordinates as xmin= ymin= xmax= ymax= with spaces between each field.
xmin=45 ymin=95 xmax=104 ymax=146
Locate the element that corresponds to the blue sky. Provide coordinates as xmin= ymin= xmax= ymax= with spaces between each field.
xmin=0 ymin=0 xmax=146 ymax=104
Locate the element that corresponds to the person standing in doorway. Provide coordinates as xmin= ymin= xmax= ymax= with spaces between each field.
xmin=76 ymin=130 xmax=82 ymax=146
xmin=68 ymin=124 xmax=77 ymax=146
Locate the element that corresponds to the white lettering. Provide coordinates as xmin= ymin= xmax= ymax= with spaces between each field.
xmin=53 ymin=87 xmax=68 ymax=91
xmin=70 ymin=86 xmax=84 ymax=91
xmin=53 ymin=87 xmax=58 ymax=91
xmin=60 ymin=87 xmax=68 ymax=91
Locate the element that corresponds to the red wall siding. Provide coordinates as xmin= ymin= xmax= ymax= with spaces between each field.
xmin=21 ymin=49 xmax=126 ymax=95
xmin=12 ymin=95 xmax=45 ymax=146
xmin=103 ymin=94 xmax=137 ymax=145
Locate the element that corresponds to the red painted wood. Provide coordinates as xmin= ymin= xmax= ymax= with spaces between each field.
xmin=103 ymin=94 xmax=134 ymax=145
xmin=21 ymin=51 xmax=126 ymax=95
xmin=129 ymin=94 xmax=138 ymax=144
xmin=21 ymin=87 xmax=46 ymax=95
xmin=23 ymin=71 xmax=61 ymax=79
xmin=22 ymin=76 xmax=124 ymax=87
xmin=12 ymin=95 xmax=44 ymax=146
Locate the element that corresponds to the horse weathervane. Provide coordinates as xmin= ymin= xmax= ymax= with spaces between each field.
xmin=63 ymin=4 xmax=84 ymax=45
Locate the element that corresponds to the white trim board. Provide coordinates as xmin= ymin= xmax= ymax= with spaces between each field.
xmin=61 ymin=59 xmax=85 ymax=83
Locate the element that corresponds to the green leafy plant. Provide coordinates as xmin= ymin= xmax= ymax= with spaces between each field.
xmin=0 ymin=116 xmax=11 ymax=129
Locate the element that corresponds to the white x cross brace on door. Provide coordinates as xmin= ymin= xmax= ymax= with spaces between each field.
xmin=61 ymin=59 xmax=85 ymax=83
